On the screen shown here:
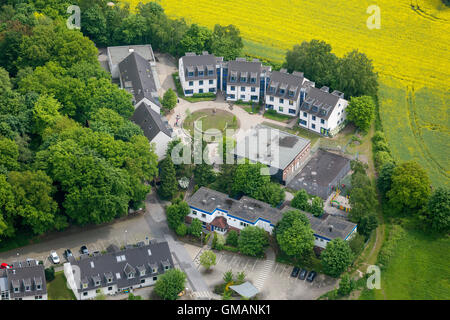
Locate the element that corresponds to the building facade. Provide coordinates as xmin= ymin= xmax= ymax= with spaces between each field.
xmin=0 ymin=259 xmax=47 ymax=300
xmin=178 ymin=52 xmax=223 ymax=96
xmin=64 ymin=241 xmax=174 ymax=300
xmin=265 ymin=69 xmax=313 ymax=116
xmin=299 ymin=86 xmax=348 ymax=136
xmin=186 ymin=187 xmax=357 ymax=249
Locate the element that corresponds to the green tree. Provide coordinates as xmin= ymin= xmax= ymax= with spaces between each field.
xmin=223 ymin=270 xmax=233 ymax=283
xmin=346 ymin=96 xmax=375 ymax=132
xmin=225 ymin=229 xmax=239 ymax=247
xmin=210 ymin=24 xmax=243 ymax=61
xmin=0 ymin=67 xmax=12 ymax=92
xmin=189 ymin=218 xmax=203 ymax=238
xmin=179 ymin=24 xmax=212 ymax=54
xmin=421 ymin=187 xmax=450 ymax=233
xmin=0 ymin=174 xmax=15 ymax=239
xmin=154 ymin=268 xmax=186 ymax=300
xmin=165 ymin=199 xmax=190 ymax=231
xmin=238 ymin=226 xmax=269 ymax=257
xmin=199 ymin=250 xmax=216 ymax=270
xmin=193 ymin=163 xmax=216 ymax=188
xmin=348 ymin=233 xmax=365 ymax=256
xmin=159 ymin=156 xmax=178 ymax=200
xmin=284 ymin=40 xmax=338 ymax=88
xmin=310 ymin=196 xmax=324 ymax=217
xmin=128 ymin=293 xmax=142 ymax=300
xmin=387 ymin=161 xmax=431 ymax=214
xmin=291 ymin=189 xmax=310 ymax=211
xmin=32 ymin=94 xmax=62 ymax=136
xmin=7 ymin=170 xmax=63 ymax=235
xmin=175 ymin=223 xmax=187 ymax=237
xmin=275 ymin=210 xmax=314 ymax=259
xmin=357 ymin=213 xmax=378 ymax=238
xmin=335 ymin=50 xmax=378 ymax=98
xmin=161 ymin=88 xmax=177 ymax=111
xmin=232 ymin=162 xmax=270 ymax=198
xmin=321 ymin=239 xmax=354 ymax=277
xmin=254 ymin=182 xmax=285 ymax=207
xmin=0 ymin=137 xmax=20 ymax=172
xmin=337 ymin=273 xmax=354 ymax=296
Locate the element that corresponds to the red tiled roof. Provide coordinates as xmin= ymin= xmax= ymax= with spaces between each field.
xmin=210 ymin=216 xmax=228 ymax=229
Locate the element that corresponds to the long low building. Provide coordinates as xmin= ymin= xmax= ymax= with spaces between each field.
xmin=64 ymin=240 xmax=174 ymax=300
xmin=186 ymin=187 xmax=357 ymax=249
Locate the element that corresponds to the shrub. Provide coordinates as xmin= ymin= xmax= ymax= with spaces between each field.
xmin=45 ymin=267 xmax=55 ymax=282
xmin=175 ymin=223 xmax=187 ymax=237
xmin=155 ymin=269 xmax=186 ymax=300
xmin=337 ymin=273 xmax=355 ymax=296
xmin=192 ymin=92 xmax=216 ymax=98
xmin=225 ymin=230 xmax=239 ymax=247
xmin=377 ymin=224 xmax=406 ymax=269
xmin=223 ymin=245 xmax=239 ymax=253
xmin=348 ymin=233 xmax=366 ymax=256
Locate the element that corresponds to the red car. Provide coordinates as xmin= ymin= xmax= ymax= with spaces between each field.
xmin=0 ymin=263 xmax=11 ymax=269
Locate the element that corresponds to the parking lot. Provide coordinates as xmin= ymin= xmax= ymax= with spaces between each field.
xmin=0 ymin=212 xmax=152 ymax=269
xmin=186 ymin=244 xmax=338 ymax=300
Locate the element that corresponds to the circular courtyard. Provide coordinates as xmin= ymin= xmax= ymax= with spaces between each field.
xmin=182 ymin=109 xmax=240 ymax=137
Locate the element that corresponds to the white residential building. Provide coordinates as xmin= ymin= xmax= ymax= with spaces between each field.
xmin=298 ymin=86 xmax=348 ymax=136
xmin=64 ymin=241 xmax=174 ymax=300
xmin=178 ymin=52 xmax=222 ymax=96
xmin=265 ymin=69 xmax=314 ymax=117
xmin=186 ymin=187 xmax=357 ymax=249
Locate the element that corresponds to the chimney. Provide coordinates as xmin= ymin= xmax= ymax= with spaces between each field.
xmin=329 ymin=225 xmax=334 ymax=232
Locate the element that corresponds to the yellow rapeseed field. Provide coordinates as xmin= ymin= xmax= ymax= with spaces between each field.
xmin=124 ymin=0 xmax=449 ymax=186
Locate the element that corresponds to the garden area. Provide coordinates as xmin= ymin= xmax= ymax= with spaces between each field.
xmin=47 ymin=271 xmax=76 ymax=300
xmin=183 ymin=109 xmax=239 ymax=137
xmin=172 ymin=72 xmax=217 ymax=103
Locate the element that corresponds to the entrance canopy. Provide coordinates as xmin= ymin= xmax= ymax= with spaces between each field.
xmin=229 ymin=281 xmax=259 ymax=298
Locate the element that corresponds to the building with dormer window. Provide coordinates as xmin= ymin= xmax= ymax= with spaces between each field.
xmin=0 ymin=259 xmax=47 ymax=300
xmin=265 ymin=69 xmax=314 ymax=117
xmin=178 ymin=52 xmax=223 ymax=96
xmin=299 ymin=86 xmax=348 ymax=136
xmin=64 ymin=240 xmax=174 ymax=300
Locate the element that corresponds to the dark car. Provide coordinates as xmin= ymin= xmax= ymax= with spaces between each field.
xmin=291 ymin=267 xmax=300 ymax=278
xmin=80 ymin=245 xmax=89 ymax=255
xmin=298 ymin=269 xmax=308 ymax=280
xmin=63 ymin=249 xmax=73 ymax=260
xmin=306 ymin=271 xmax=317 ymax=282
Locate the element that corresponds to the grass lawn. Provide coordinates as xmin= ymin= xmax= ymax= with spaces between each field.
xmin=261 ymin=121 xmax=321 ymax=145
xmin=263 ymin=111 xmax=293 ymax=123
xmin=47 ymin=271 xmax=76 ymax=300
xmin=183 ymin=109 xmax=239 ymax=136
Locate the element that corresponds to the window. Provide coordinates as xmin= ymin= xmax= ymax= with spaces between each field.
xmin=289 ymin=100 xmax=294 ymax=105
xmin=230 ymin=86 xmax=235 ymax=91
xmin=208 ymin=70 xmax=213 ymax=76
xmin=279 ymin=98 xmax=284 ymax=104
xmin=25 ymin=286 xmax=30 ymax=292
xmin=83 ymin=292 xmax=88 ymax=296
xmin=240 ymin=87 xmax=245 ymax=92
xmin=312 ymin=124 xmax=316 ymax=129
xmin=240 ymin=77 xmax=246 ymax=82
xmin=280 ymin=89 xmax=285 ymax=94
xmin=270 ymin=96 xmax=274 ymax=102
xmin=153 ymin=277 xmax=157 ymax=281
xmin=303 ymin=112 xmax=307 ymax=117
xmin=299 ymin=119 xmax=307 ymax=126
xmin=279 ymin=107 xmax=284 ymax=112
xmin=251 ymin=87 xmax=256 ymax=92
xmin=230 ymin=76 xmax=236 ymax=82
xmin=201 ymin=213 xmax=206 ymax=218
xmin=198 ymin=71 xmax=204 ymax=76
xmin=199 ymin=80 xmax=203 ymax=85
xmin=140 ymin=270 xmax=145 ymax=277
xmin=82 ymin=283 xmax=88 ymax=289
xmin=250 ymin=77 xmax=256 ymax=84
xmin=251 ymin=96 xmax=258 ymax=101
xmin=188 ymin=72 xmax=194 ymax=77
xmin=321 ymin=119 xmax=325 ymax=124
xmin=36 ymin=284 xmax=41 ymax=290
xmin=312 ymin=116 xmax=316 ymax=121
xmin=240 ymin=95 xmax=245 ymax=99
xmin=192 ymin=210 xmax=197 ymax=215
xmin=108 ymin=287 xmax=113 ymax=291
xmin=189 ymin=81 xmax=193 ymax=86
xmin=209 ymin=80 xmax=214 ymax=84
xmin=14 ymin=287 xmax=19 ymax=293
xmin=140 ymin=279 xmax=145 ymax=284
xmin=199 ymin=89 xmax=203 ymax=93
xmin=289 ymin=109 xmax=296 ymax=114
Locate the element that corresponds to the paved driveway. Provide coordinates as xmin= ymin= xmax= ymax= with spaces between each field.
xmin=187 ymin=246 xmax=337 ymax=300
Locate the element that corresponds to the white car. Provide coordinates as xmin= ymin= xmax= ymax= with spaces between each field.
xmin=50 ymin=251 xmax=60 ymax=264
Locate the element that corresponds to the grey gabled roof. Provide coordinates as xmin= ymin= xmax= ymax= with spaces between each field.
xmin=281 ymin=206 xmax=357 ymax=241
xmin=267 ymin=70 xmax=307 ymax=101
xmin=5 ymin=260 xmax=47 ymax=298
xmin=131 ymin=101 xmax=172 ymax=142
xmin=70 ymin=241 xmax=174 ymax=292
xmin=187 ymin=187 xmax=357 ymax=240
xmin=119 ymin=51 xmax=160 ymax=106
xmin=227 ymin=59 xmax=263 ymax=87
xmin=300 ymin=86 xmax=345 ymax=120
xmin=108 ymin=45 xmax=155 ymax=67
xmin=181 ymin=52 xmax=222 ymax=80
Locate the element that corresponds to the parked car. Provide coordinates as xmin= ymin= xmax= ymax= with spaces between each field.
xmin=80 ymin=245 xmax=89 ymax=255
xmin=298 ymin=269 xmax=308 ymax=280
xmin=306 ymin=271 xmax=317 ymax=282
xmin=50 ymin=251 xmax=60 ymax=264
xmin=291 ymin=266 xmax=300 ymax=278
xmin=0 ymin=263 xmax=11 ymax=269
xmin=63 ymin=249 xmax=73 ymax=260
